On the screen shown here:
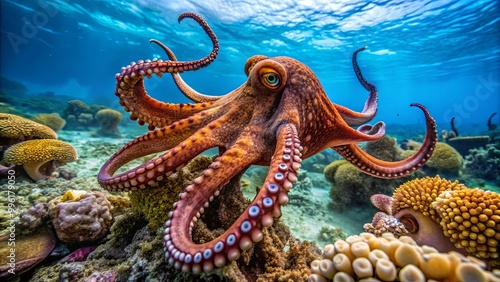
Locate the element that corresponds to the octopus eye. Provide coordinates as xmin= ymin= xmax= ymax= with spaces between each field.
xmin=259 ymin=67 xmax=281 ymax=89
xmin=399 ymin=214 xmax=419 ymax=233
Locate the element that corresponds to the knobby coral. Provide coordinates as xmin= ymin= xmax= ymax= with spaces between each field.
xmin=308 ymin=232 xmax=499 ymax=282
xmin=3 ymin=139 xmax=78 ymax=181
xmin=0 ymin=113 xmax=57 ymax=149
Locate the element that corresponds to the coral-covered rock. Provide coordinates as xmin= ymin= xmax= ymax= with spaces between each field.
xmin=50 ymin=191 xmax=113 ymax=243
xmin=402 ymin=141 xmax=463 ymax=176
xmin=464 ymin=143 xmax=500 ymax=182
xmin=93 ymin=109 xmax=122 ymax=138
xmin=31 ymin=113 xmax=66 ymax=132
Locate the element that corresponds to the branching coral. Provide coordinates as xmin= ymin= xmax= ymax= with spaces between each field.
xmin=308 ymin=233 xmax=499 ymax=282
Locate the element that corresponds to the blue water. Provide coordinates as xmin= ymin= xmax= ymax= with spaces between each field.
xmin=1 ymin=0 xmax=499 ymax=129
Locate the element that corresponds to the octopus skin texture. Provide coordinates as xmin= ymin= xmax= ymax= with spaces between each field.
xmin=98 ymin=12 xmax=438 ymax=273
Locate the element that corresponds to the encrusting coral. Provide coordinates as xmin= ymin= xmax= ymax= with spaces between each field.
xmin=93 ymin=108 xmax=123 ymax=138
xmin=31 ymin=113 xmax=67 ymax=132
xmin=365 ymin=176 xmax=500 ymax=268
xmin=308 ymin=232 xmax=499 ymax=282
xmin=49 ymin=190 xmax=113 ymax=243
xmin=2 ymin=139 xmax=78 ymax=181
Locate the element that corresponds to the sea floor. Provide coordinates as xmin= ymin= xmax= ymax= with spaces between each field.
xmin=58 ymin=130 xmax=369 ymax=248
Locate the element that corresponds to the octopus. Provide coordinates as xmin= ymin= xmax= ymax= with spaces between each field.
xmin=98 ymin=13 xmax=438 ymax=273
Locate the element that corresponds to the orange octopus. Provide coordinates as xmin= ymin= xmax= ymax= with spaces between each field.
xmin=98 ymin=13 xmax=437 ymax=273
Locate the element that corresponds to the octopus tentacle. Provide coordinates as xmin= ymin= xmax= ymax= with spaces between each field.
xmin=163 ymin=124 xmax=302 ymax=273
xmin=115 ymin=12 xmax=220 ymax=130
xmin=334 ymin=46 xmax=378 ymax=126
xmin=98 ymin=108 xmax=224 ymax=191
xmin=150 ymin=39 xmax=222 ymax=103
xmin=332 ymin=103 xmax=437 ymax=178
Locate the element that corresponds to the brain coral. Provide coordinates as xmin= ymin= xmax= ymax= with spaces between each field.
xmin=49 ymin=190 xmax=113 ymax=243
xmin=0 ymin=113 xmax=57 ymax=141
xmin=3 ymin=139 xmax=78 ymax=181
xmin=308 ymin=232 xmax=499 ymax=282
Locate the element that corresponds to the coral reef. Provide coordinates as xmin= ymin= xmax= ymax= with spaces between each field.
xmin=365 ymin=176 xmax=500 ymax=268
xmin=324 ymin=136 xmax=423 ymax=211
xmin=18 ymin=203 xmax=48 ymax=234
xmin=49 ymin=191 xmax=113 ymax=243
xmin=308 ymin=232 xmax=499 ymax=282
xmin=464 ymin=143 xmax=500 ymax=183
xmin=3 ymin=139 xmax=78 ymax=181
xmin=93 ymin=108 xmax=123 ymax=137
xmin=31 ymin=113 xmax=66 ymax=132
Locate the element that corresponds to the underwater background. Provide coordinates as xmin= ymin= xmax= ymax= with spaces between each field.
xmin=1 ymin=0 xmax=499 ymax=281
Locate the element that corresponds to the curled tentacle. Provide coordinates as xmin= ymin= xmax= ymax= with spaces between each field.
xmin=163 ymin=124 xmax=302 ymax=273
xmin=334 ymin=46 xmax=378 ymax=126
xmin=115 ymin=12 xmax=220 ymax=130
xmin=150 ymin=39 xmax=223 ymax=103
xmin=332 ymin=103 xmax=437 ymax=178
xmin=98 ymin=108 xmax=224 ymax=191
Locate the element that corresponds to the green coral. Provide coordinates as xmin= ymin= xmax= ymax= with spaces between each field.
xmin=31 ymin=113 xmax=66 ymax=132
xmin=128 ymin=156 xmax=213 ymax=230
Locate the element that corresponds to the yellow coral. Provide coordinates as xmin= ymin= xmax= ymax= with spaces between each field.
xmin=3 ymin=139 xmax=78 ymax=181
xmin=323 ymin=160 xmax=349 ymax=183
xmin=31 ymin=113 xmax=66 ymax=132
xmin=0 ymin=113 xmax=57 ymax=140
